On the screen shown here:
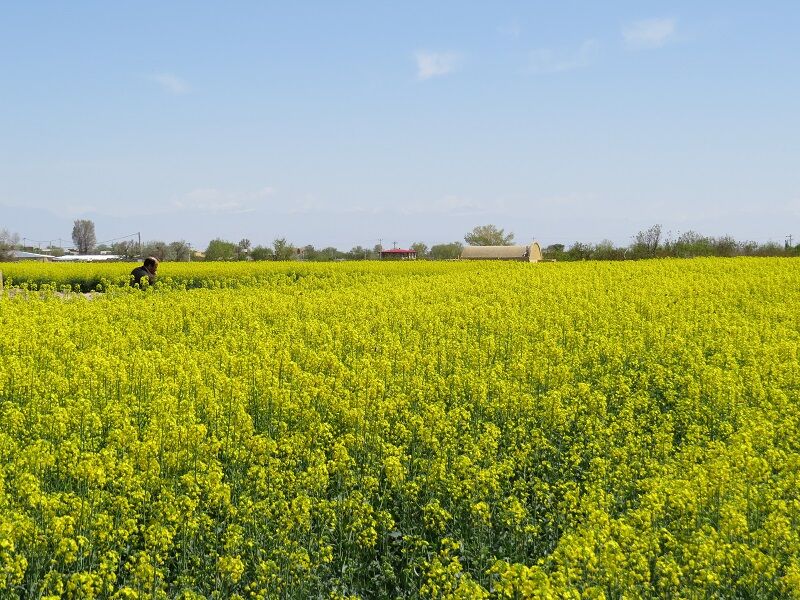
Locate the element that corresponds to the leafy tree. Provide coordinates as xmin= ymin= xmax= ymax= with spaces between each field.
xmin=348 ymin=246 xmax=369 ymax=260
xmin=591 ymin=240 xmax=625 ymax=261
xmin=205 ymin=238 xmax=238 ymax=261
xmin=111 ymin=240 xmax=139 ymax=259
xmin=738 ymin=240 xmax=759 ymax=256
xmin=250 ymin=245 xmax=273 ymax=261
xmin=237 ymin=239 xmax=251 ymax=261
xmin=542 ymin=244 xmax=566 ymax=261
xmin=630 ymin=224 xmax=662 ymax=259
xmin=317 ymin=247 xmax=345 ymax=261
xmin=566 ymin=241 xmax=592 ymax=261
xmin=411 ymin=242 xmax=429 ymax=258
xmin=72 ymin=219 xmax=96 ymax=254
xmin=672 ymin=231 xmax=713 ymax=258
xmin=464 ymin=224 xmax=514 ymax=246
xmin=141 ymin=240 xmax=167 ymax=261
xmin=273 ymin=238 xmax=296 ymax=261
xmin=754 ymin=241 xmax=784 ymax=256
xmin=167 ymin=240 xmax=192 ymax=262
xmin=301 ymin=245 xmax=320 ymax=261
xmin=712 ymin=235 xmax=738 ymax=257
xmin=429 ymin=242 xmax=463 ymax=260
xmin=0 ymin=228 xmax=20 ymax=261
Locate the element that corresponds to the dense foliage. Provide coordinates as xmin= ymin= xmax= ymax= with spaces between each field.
xmin=1 ymin=259 xmax=799 ymax=598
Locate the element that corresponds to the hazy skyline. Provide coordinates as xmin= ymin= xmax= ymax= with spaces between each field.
xmin=2 ymin=2 xmax=799 ymax=250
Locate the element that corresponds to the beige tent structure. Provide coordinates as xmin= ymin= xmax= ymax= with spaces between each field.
xmin=460 ymin=241 xmax=543 ymax=262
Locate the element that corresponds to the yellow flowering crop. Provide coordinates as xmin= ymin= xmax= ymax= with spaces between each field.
xmin=0 ymin=258 xmax=799 ymax=598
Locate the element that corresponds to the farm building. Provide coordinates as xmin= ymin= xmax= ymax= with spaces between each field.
xmin=10 ymin=250 xmax=53 ymax=262
xmin=380 ymin=248 xmax=417 ymax=260
xmin=460 ymin=242 xmax=543 ymax=262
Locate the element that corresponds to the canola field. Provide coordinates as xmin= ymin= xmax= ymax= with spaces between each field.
xmin=1 ymin=258 xmax=799 ymax=599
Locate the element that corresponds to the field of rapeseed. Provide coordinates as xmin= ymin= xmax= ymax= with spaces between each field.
xmin=1 ymin=258 xmax=799 ymax=599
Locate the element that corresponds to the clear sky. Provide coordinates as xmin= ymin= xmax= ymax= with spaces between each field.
xmin=2 ymin=2 xmax=799 ymax=250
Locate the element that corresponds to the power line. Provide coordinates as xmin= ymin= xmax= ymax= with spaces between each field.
xmin=20 ymin=236 xmax=66 ymax=247
xmin=94 ymin=232 xmax=140 ymax=246
xmin=20 ymin=231 xmax=141 ymax=247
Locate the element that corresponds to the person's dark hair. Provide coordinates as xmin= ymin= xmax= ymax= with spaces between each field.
xmin=143 ymin=256 xmax=159 ymax=269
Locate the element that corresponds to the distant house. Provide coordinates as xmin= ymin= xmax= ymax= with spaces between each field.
xmin=460 ymin=242 xmax=543 ymax=262
xmin=380 ymin=248 xmax=417 ymax=260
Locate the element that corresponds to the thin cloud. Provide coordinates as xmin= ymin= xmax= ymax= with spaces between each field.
xmin=415 ymin=51 xmax=459 ymax=80
xmin=153 ymin=73 xmax=190 ymax=94
xmin=529 ymin=40 xmax=599 ymax=74
xmin=622 ymin=18 xmax=677 ymax=49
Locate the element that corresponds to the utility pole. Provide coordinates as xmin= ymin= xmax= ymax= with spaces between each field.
xmin=787 ymin=234 xmax=793 ymax=248
xmin=138 ymin=232 xmax=142 ymax=258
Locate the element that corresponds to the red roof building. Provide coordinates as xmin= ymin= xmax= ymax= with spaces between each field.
xmin=380 ymin=248 xmax=417 ymax=260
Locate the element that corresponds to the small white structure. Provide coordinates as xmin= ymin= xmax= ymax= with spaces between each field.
xmin=11 ymin=250 xmax=53 ymax=262
xmin=53 ymin=254 xmax=122 ymax=262
xmin=461 ymin=242 xmax=543 ymax=262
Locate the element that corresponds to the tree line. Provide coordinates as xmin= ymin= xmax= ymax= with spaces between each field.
xmin=541 ymin=224 xmax=800 ymax=261
xmin=2 ymin=222 xmax=798 ymax=262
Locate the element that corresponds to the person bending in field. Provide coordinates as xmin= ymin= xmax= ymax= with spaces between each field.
xmin=130 ymin=256 xmax=159 ymax=287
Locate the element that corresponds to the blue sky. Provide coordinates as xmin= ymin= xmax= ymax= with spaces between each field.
xmin=2 ymin=2 xmax=798 ymax=250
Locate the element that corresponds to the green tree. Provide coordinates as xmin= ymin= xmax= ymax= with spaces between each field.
xmin=301 ymin=245 xmax=319 ymax=261
xmin=273 ymin=238 xmax=296 ymax=261
xmin=630 ymin=224 xmax=662 ymax=259
xmin=348 ymin=246 xmax=369 ymax=260
xmin=464 ymin=224 xmax=514 ymax=246
xmin=566 ymin=241 xmax=592 ymax=261
xmin=236 ymin=239 xmax=251 ymax=261
xmin=712 ymin=235 xmax=738 ymax=257
xmin=318 ymin=247 xmax=344 ymax=261
xmin=167 ymin=240 xmax=192 ymax=262
xmin=141 ymin=240 xmax=167 ymax=261
xmin=72 ymin=219 xmax=96 ymax=254
xmin=429 ymin=242 xmax=463 ymax=260
xmin=0 ymin=228 xmax=20 ymax=261
xmin=205 ymin=238 xmax=238 ymax=261
xmin=542 ymin=244 xmax=566 ymax=261
xmin=673 ymin=231 xmax=713 ymax=258
xmin=591 ymin=240 xmax=625 ymax=261
xmin=250 ymin=245 xmax=273 ymax=261
xmin=411 ymin=242 xmax=429 ymax=258
xmin=111 ymin=240 xmax=139 ymax=259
